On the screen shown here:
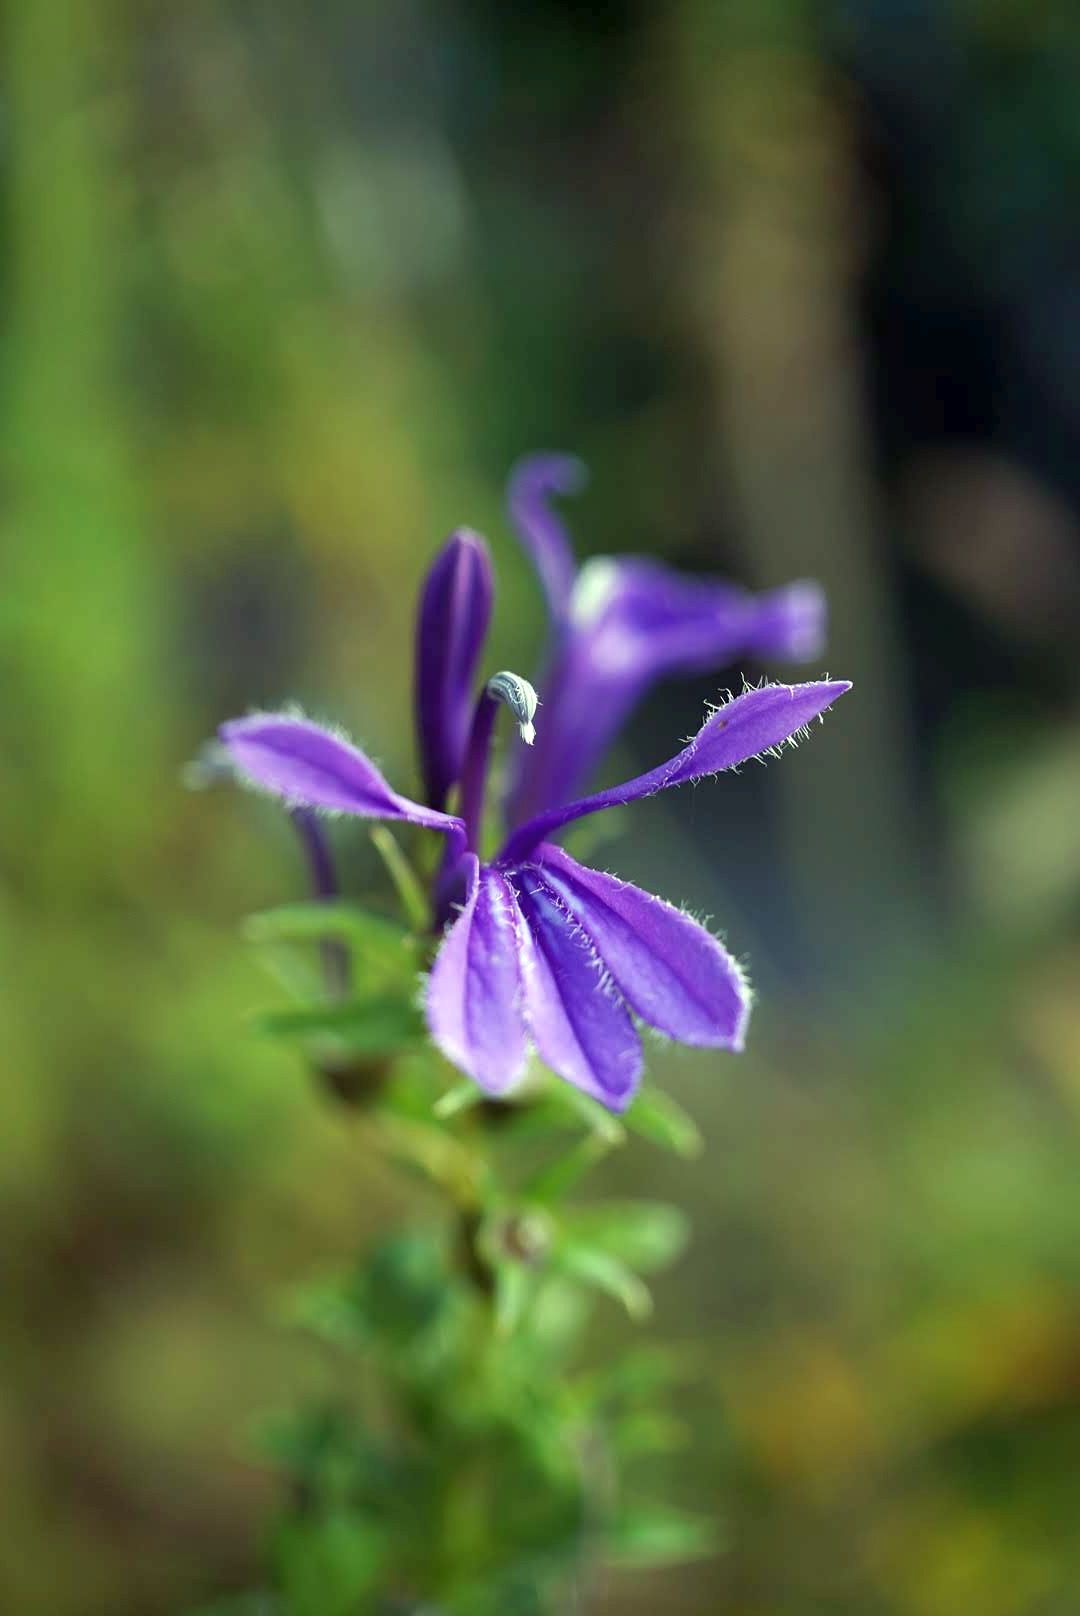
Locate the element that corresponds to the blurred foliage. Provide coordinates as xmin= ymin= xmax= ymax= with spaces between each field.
xmin=2 ymin=0 xmax=1080 ymax=1613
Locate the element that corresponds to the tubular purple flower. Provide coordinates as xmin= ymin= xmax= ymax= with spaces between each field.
xmin=505 ymin=454 xmax=828 ymax=823
xmin=414 ymin=528 xmax=494 ymax=810
xmin=218 ymin=489 xmax=851 ymax=1112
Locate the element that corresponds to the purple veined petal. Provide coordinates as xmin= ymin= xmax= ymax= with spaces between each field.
xmin=532 ymin=844 xmax=750 ymax=1049
xmin=511 ymin=868 xmax=642 ymax=1111
xmin=425 ymin=856 xmax=529 ymax=1094
xmin=501 ymin=678 xmax=852 ymax=863
xmin=506 ymin=452 xmax=587 ymax=623
xmin=507 ymin=559 xmax=828 ymax=824
xmin=414 ymin=528 xmax=494 ymax=810
xmin=220 ymin=712 xmax=465 ymax=848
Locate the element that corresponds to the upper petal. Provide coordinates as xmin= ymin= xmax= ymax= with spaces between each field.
xmin=533 ymin=844 xmax=750 ymax=1049
xmin=501 ymin=679 xmax=851 ymax=862
xmin=425 ymin=857 xmax=528 ymax=1094
xmin=220 ymin=712 xmax=464 ymax=844
xmin=745 ymin=580 xmax=827 ymax=663
xmin=511 ymin=868 xmax=642 ymax=1111
xmin=414 ymin=528 xmax=494 ymax=809
xmin=506 ymin=452 xmax=586 ymax=623
xmin=569 ymin=558 xmax=825 ymax=676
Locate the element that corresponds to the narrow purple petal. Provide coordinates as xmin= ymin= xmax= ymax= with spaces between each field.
xmin=502 ymin=679 xmax=851 ymax=862
xmin=511 ymin=868 xmax=642 ymax=1111
xmin=508 ymin=559 xmax=828 ymax=823
xmin=506 ymin=452 xmax=587 ymax=622
xmin=414 ymin=529 xmax=494 ymax=809
xmin=220 ymin=712 xmax=464 ymax=845
xmin=533 ymin=845 xmax=750 ymax=1049
xmin=746 ymin=581 xmax=827 ymax=663
xmin=425 ymin=857 xmax=528 ymax=1094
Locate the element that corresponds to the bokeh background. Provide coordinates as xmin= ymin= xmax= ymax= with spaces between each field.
xmin=4 ymin=1 xmax=1080 ymax=1611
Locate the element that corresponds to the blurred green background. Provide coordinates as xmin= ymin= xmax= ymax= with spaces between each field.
xmin=4 ymin=1 xmax=1080 ymax=1611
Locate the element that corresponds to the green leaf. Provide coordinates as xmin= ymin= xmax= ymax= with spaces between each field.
xmin=244 ymin=901 xmax=412 ymax=952
xmin=623 ymin=1087 xmax=703 ymax=1157
xmin=376 ymin=1116 xmax=483 ymax=1201
xmin=555 ymin=1245 xmax=652 ymax=1320
xmin=522 ymin=1130 xmax=619 ymax=1204
xmin=559 ymin=1201 xmax=690 ymax=1273
xmin=277 ymin=1276 xmax=365 ymax=1348
xmin=255 ymin=994 xmax=423 ymax=1055
xmin=606 ymin=1508 xmax=722 ymax=1568
xmin=244 ymin=902 xmax=420 ymax=995
xmin=274 ymin=1511 xmax=387 ymax=1616
xmin=433 ymin=1079 xmax=485 ymax=1120
xmin=494 ymin=1259 xmax=534 ymax=1336
xmin=546 ymin=1078 xmax=627 ymax=1144
xmin=360 ymin=1231 xmax=455 ymax=1348
xmin=490 ymin=1075 xmax=627 ymax=1145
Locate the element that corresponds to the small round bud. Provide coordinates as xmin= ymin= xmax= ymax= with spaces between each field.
xmin=487 ymin=670 xmax=539 ymax=746
xmin=499 ymin=1209 xmax=553 ymax=1265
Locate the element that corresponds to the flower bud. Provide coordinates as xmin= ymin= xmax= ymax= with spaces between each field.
xmin=414 ymin=529 xmax=494 ymax=809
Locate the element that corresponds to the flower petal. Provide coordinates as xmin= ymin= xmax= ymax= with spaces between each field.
xmin=746 ymin=580 xmax=827 ymax=663
xmin=508 ymin=559 xmax=828 ymax=823
xmin=425 ymin=857 xmax=528 ymax=1094
xmin=506 ymin=452 xmax=586 ymax=622
xmin=220 ymin=712 xmax=464 ymax=843
xmin=511 ymin=868 xmax=642 ymax=1111
xmin=569 ymin=560 xmax=826 ymax=674
xmin=414 ymin=528 xmax=494 ymax=809
xmin=533 ymin=845 xmax=750 ymax=1048
xmin=501 ymin=679 xmax=851 ymax=862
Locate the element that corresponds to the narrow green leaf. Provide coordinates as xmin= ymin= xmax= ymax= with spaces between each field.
xmin=494 ymin=1260 xmax=533 ymax=1336
xmin=255 ymin=994 xmax=423 ymax=1054
xmin=523 ymin=1130 xmax=619 ymax=1204
xmin=559 ymin=1201 xmax=690 ymax=1273
xmin=623 ymin=1087 xmax=703 ymax=1157
xmin=555 ymin=1245 xmax=652 ymax=1320
xmin=245 ymin=901 xmax=413 ymax=953
xmin=244 ymin=902 xmax=420 ymax=1003
xmin=433 ymin=1080 xmax=484 ymax=1120
xmin=549 ymin=1079 xmax=627 ymax=1144
xmin=376 ymin=1116 xmax=482 ymax=1201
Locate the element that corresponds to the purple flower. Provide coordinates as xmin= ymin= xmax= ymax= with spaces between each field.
xmin=505 ymin=453 xmax=828 ymax=824
xmin=220 ymin=515 xmax=849 ymax=1109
